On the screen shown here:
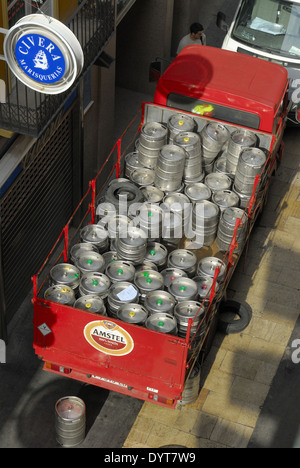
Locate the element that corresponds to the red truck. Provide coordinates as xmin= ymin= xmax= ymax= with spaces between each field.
xmin=32 ymin=46 xmax=289 ymax=408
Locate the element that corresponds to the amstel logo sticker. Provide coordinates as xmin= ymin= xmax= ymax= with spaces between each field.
xmin=84 ymin=320 xmax=134 ymax=356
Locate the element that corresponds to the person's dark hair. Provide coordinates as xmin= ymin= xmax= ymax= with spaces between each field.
xmin=190 ymin=23 xmax=204 ymax=34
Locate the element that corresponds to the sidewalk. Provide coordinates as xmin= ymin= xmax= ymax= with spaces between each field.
xmin=122 ymin=126 xmax=300 ymax=449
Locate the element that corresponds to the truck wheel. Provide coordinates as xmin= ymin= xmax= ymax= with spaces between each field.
xmin=218 ymin=300 xmax=252 ymax=335
xmin=105 ymin=181 xmax=143 ymax=208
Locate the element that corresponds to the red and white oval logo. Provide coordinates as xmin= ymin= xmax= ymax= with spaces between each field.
xmin=84 ymin=320 xmax=134 ymax=356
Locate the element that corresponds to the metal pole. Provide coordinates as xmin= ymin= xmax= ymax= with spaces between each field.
xmin=0 ymin=215 xmax=7 ymax=343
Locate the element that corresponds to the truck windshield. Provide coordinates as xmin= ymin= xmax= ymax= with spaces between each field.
xmin=232 ymin=0 xmax=300 ymax=59
xmin=167 ymin=94 xmax=260 ymax=129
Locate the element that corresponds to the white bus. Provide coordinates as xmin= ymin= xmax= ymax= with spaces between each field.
xmin=217 ymin=0 xmax=300 ymax=122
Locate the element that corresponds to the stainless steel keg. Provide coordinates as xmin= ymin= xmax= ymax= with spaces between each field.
xmin=177 ymin=363 xmax=200 ymax=406
xmin=134 ymin=270 xmax=164 ymax=302
xmin=79 ymin=272 xmax=111 ymax=299
xmin=145 ymin=242 xmax=168 ymax=270
xmin=55 ymin=397 xmax=86 ymax=448
xmin=74 ymin=295 xmax=107 ymax=315
xmin=197 ymin=257 xmax=227 ymax=283
xmin=138 ymin=122 xmax=168 ymax=169
xmin=130 ymin=168 xmax=156 ymax=187
xmin=184 ymin=182 xmax=211 ymax=204
xmin=174 ymin=300 xmax=206 ymax=339
xmin=160 ymin=267 xmax=188 ymax=288
xmin=154 ymin=144 xmax=186 ymax=192
xmin=125 ymin=151 xmax=143 ymax=178
xmin=117 ymin=303 xmax=148 ymax=325
xmin=201 ymin=122 xmax=230 ymax=163
xmin=116 ymin=226 xmax=147 ymax=265
xmin=167 ymin=249 xmax=197 ymax=277
xmin=70 ymin=243 xmax=98 ymax=264
xmin=226 ymin=129 xmax=257 ymax=175
xmin=80 ymin=224 xmax=109 ymax=253
xmin=168 ymin=277 xmax=198 ymax=302
xmin=191 ymin=200 xmax=220 ymax=247
xmin=212 ymin=189 xmax=240 ymax=213
xmin=133 ymin=203 xmax=163 ymax=240
xmin=204 ymin=172 xmax=232 ymax=194
xmin=217 ymin=207 xmax=248 ymax=253
xmin=102 ymin=251 xmax=118 ymax=269
xmin=140 ymin=185 xmax=164 ymax=203
xmin=174 ymin=131 xmax=203 ymax=183
xmin=135 ymin=261 xmax=158 ymax=273
xmin=105 ymin=260 xmax=135 ymax=283
xmin=167 ymin=113 xmax=196 ymax=143
xmin=162 ymin=192 xmax=192 ymax=236
xmin=107 ymin=281 xmax=140 ymax=318
xmin=105 ymin=215 xmax=131 ymax=240
xmin=234 ymin=148 xmax=267 ymax=195
xmin=144 ymin=290 xmax=176 ymax=316
xmin=49 ymin=263 xmax=81 ymax=291
xmin=44 ymin=285 xmax=76 ymax=306
xmin=75 ymin=251 xmax=105 ymax=275
xmin=193 ymin=276 xmax=219 ymax=305
xmin=145 ymin=313 xmax=178 ymax=335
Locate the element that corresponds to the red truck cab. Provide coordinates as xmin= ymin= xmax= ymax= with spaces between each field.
xmin=153 ymin=45 xmax=289 ymax=135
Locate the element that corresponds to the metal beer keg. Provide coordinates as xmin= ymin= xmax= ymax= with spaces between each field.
xmin=116 ymin=226 xmax=147 ymax=265
xmin=204 ymin=172 xmax=232 ymax=194
xmin=160 ymin=267 xmax=188 ymax=288
xmin=197 ymin=257 xmax=227 ymax=283
xmin=226 ymin=129 xmax=257 ymax=175
xmin=212 ymin=189 xmax=240 ymax=213
xmin=117 ymin=303 xmax=148 ymax=325
xmin=167 ymin=249 xmax=197 ymax=277
xmin=134 ymin=203 xmax=163 ymax=240
xmin=145 ymin=313 xmax=178 ymax=335
xmin=80 ymin=224 xmax=109 ymax=253
xmin=44 ymin=285 xmax=76 ymax=306
xmin=184 ymin=182 xmax=211 ymax=204
xmin=173 ymin=131 xmax=203 ymax=183
xmin=130 ymin=168 xmax=156 ymax=187
xmin=234 ymin=148 xmax=267 ymax=195
xmin=105 ymin=260 xmax=135 ymax=283
xmin=75 ymin=251 xmax=105 ymax=275
xmin=107 ymin=281 xmax=139 ymax=318
xmin=55 ymin=397 xmax=86 ymax=448
xmin=145 ymin=242 xmax=168 ymax=270
xmin=144 ymin=290 xmax=176 ymax=316
xmin=193 ymin=276 xmax=219 ymax=305
xmin=70 ymin=243 xmax=98 ymax=264
xmin=74 ymin=295 xmax=107 ymax=315
xmin=168 ymin=277 xmax=198 ymax=302
xmin=79 ymin=272 xmax=111 ymax=300
xmin=125 ymin=151 xmax=143 ymax=178
xmin=154 ymin=144 xmax=186 ymax=192
xmin=174 ymin=300 xmax=206 ymax=339
xmin=140 ymin=185 xmax=164 ymax=203
xmin=138 ymin=122 xmax=168 ymax=169
xmin=217 ymin=207 xmax=248 ymax=253
xmin=191 ymin=200 xmax=220 ymax=246
xmin=201 ymin=122 xmax=230 ymax=163
xmin=49 ymin=263 xmax=81 ymax=292
xmin=134 ymin=270 xmax=164 ymax=303
xmin=167 ymin=113 xmax=196 ymax=143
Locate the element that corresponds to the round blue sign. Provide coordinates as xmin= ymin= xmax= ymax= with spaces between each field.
xmin=15 ymin=33 xmax=66 ymax=84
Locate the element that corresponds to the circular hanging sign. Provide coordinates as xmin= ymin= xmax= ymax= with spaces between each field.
xmin=3 ymin=14 xmax=84 ymax=95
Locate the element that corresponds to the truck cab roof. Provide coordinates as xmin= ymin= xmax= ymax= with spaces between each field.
xmin=154 ymin=45 xmax=289 ymax=132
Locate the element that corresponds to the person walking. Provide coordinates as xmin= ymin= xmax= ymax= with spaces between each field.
xmin=176 ymin=23 xmax=206 ymax=55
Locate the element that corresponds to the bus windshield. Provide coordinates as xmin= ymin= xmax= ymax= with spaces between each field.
xmin=232 ymin=0 xmax=300 ymax=59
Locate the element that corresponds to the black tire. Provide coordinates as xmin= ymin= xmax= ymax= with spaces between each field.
xmin=218 ymin=300 xmax=252 ymax=335
xmin=105 ymin=181 xmax=143 ymax=208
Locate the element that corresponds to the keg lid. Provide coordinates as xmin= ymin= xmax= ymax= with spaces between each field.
xmin=44 ymin=285 xmax=75 ymax=304
xmin=117 ymin=303 xmax=148 ymax=324
xmin=212 ymin=190 xmax=240 ymax=209
xmin=160 ymin=144 xmax=187 ymax=163
xmin=105 ymin=260 xmax=135 ymax=282
xmin=145 ymin=313 xmax=177 ymax=334
xmin=168 ymin=249 xmax=197 ymax=269
xmin=205 ymin=173 xmax=232 ymax=192
xmin=193 ymin=200 xmax=220 ymax=219
xmin=240 ymin=148 xmax=267 ymax=168
xmin=55 ymin=397 xmax=85 ymax=421
xmin=145 ymin=242 xmax=168 ymax=262
xmin=145 ymin=290 xmax=176 ymax=313
xmin=162 ymin=192 xmax=190 ymax=212
xmin=168 ymin=277 xmax=198 ymax=298
xmin=125 ymin=151 xmax=140 ymax=167
xmin=197 ymin=257 xmax=227 ymax=281
xmin=74 ymin=295 xmax=106 ymax=314
xmin=231 ymin=129 xmax=257 ymax=146
xmin=80 ymin=272 xmax=111 ymax=294
xmin=75 ymin=251 xmax=105 ymax=273
xmin=193 ymin=276 xmax=219 ymax=300
xmin=140 ymin=186 xmax=164 ymax=203
xmin=137 ymin=203 xmax=163 ymax=223
xmin=204 ymin=122 xmax=229 ymax=143
xmin=185 ymin=183 xmax=211 ymax=202
xmin=107 ymin=215 xmax=131 ymax=236
xmin=134 ymin=270 xmax=164 ymax=291
xmin=141 ymin=122 xmax=168 ymax=140
xmin=110 ymin=281 xmax=139 ymax=302
xmin=119 ymin=227 xmax=147 ymax=247
xmin=168 ymin=113 xmax=196 ymax=132
xmin=80 ymin=224 xmax=109 ymax=245
xmin=222 ymin=207 xmax=248 ymax=226
xmin=174 ymin=131 xmax=200 ymax=148
xmin=96 ymin=201 xmax=116 ymax=219
xmin=174 ymin=301 xmax=205 ymax=319
xmin=130 ymin=168 xmax=155 ymax=186
xmin=70 ymin=243 xmax=98 ymax=262
xmin=50 ymin=263 xmax=80 ymax=286
xmin=161 ymin=268 xmax=188 ymax=287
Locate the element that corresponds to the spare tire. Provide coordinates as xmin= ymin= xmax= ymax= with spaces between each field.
xmin=105 ymin=181 xmax=143 ymax=209
xmin=218 ymin=300 xmax=252 ymax=335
